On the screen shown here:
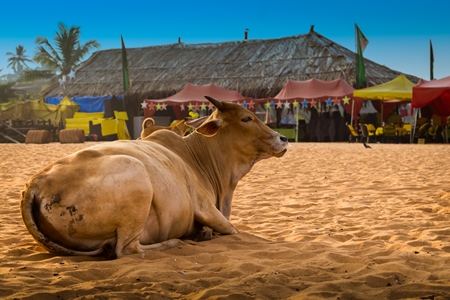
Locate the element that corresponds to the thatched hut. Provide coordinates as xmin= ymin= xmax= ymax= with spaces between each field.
xmin=41 ymin=27 xmax=419 ymax=98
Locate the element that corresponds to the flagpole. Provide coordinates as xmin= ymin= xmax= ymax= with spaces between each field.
xmin=354 ymin=23 xmax=357 ymax=69
xmin=430 ymin=39 xmax=434 ymax=80
xmin=120 ymin=35 xmax=131 ymax=139
xmin=295 ymin=102 xmax=299 ymax=142
xmin=354 ymin=24 xmax=357 ymax=88
xmin=350 ymin=98 xmax=354 ymax=127
xmin=411 ymin=108 xmax=418 ymax=143
xmin=352 ymin=23 xmax=357 ymax=128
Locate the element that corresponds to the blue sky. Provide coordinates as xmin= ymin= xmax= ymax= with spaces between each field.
xmin=1 ymin=0 xmax=448 ymax=81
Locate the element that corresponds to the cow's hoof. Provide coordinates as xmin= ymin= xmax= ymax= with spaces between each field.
xmin=102 ymin=244 xmax=118 ymax=260
xmin=195 ymin=226 xmax=214 ymax=242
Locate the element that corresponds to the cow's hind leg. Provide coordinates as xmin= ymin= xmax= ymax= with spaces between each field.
xmin=115 ymin=227 xmax=184 ymax=258
xmin=105 ymin=156 xmax=157 ymax=258
xmin=116 ymin=230 xmax=144 ymax=258
xmin=140 ymin=239 xmax=184 ymax=253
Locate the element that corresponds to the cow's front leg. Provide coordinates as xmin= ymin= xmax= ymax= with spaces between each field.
xmin=194 ymin=204 xmax=238 ymax=235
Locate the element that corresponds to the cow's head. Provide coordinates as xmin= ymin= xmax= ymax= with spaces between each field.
xmin=188 ymin=96 xmax=288 ymax=162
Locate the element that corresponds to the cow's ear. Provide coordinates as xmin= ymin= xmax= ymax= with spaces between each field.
xmin=185 ymin=116 xmax=208 ymax=129
xmin=195 ymin=119 xmax=223 ymax=136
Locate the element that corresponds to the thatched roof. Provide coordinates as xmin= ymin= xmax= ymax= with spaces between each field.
xmin=41 ymin=28 xmax=420 ymax=100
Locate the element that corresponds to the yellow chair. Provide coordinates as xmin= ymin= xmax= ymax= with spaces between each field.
xmin=399 ymin=124 xmax=411 ymax=143
xmin=414 ymin=123 xmax=431 ymax=143
xmin=347 ymin=124 xmax=359 ymax=142
xmin=375 ymin=127 xmax=384 ymax=136
xmin=382 ymin=124 xmax=397 ymax=143
xmin=366 ymin=124 xmax=377 ymax=141
xmin=388 ymin=114 xmax=402 ymax=126
xmin=427 ymin=124 xmax=440 ymax=143
xmin=359 ymin=123 xmax=376 ymax=143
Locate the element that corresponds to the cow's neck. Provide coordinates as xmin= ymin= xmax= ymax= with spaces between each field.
xmin=184 ymin=133 xmax=254 ymax=214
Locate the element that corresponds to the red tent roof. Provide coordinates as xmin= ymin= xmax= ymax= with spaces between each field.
xmin=274 ymin=78 xmax=361 ymax=119
xmin=143 ymin=83 xmax=252 ymax=118
xmin=274 ymin=78 xmax=355 ymax=100
xmin=144 ymin=83 xmax=248 ymax=104
xmin=412 ymin=76 xmax=450 ymax=117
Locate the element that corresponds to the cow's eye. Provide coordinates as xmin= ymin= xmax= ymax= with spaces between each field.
xmin=241 ymin=116 xmax=252 ymax=122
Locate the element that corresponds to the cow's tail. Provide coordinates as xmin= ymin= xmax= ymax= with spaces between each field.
xmin=142 ymin=118 xmax=155 ymax=130
xmin=20 ymin=183 xmax=104 ymax=257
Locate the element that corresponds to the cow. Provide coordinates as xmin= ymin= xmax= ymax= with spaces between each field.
xmin=20 ymin=96 xmax=288 ymax=259
xmin=140 ymin=117 xmax=194 ymax=139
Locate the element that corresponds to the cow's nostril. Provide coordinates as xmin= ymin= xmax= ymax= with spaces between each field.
xmin=280 ymin=135 xmax=288 ymax=142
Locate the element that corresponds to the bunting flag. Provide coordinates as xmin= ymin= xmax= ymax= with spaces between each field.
xmin=355 ymin=24 xmax=369 ymax=89
xmin=430 ymin=39 xmax=434 ymax=80
xmin=143 ymin=97 xmax=352 ymax=115
xmin=121 ymin=35 xmax=130 ymax=91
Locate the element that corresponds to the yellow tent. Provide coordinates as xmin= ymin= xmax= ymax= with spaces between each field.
xmin=0 ymin=100 xmax=61 ymax=121
xmin=354 ymin=74 xmax=416 ymax=125
xmin=354 ymin=74 xmax=417 ymax=141
xmin=353 ymin=74 xmax=415 ymax=100
xmin=58 ymin=96 xmax=80 ymax=121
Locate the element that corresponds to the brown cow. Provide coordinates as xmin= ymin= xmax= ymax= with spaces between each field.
xmin=20 ymin=96 xmax=288 ymax=259
xmin=140 ymin=117 xmax=194 ymax=139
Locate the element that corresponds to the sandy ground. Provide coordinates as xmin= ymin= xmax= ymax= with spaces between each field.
xmin=1 ymin=141 xmax=450 ymax=300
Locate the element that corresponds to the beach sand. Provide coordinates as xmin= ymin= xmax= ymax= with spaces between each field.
xmin=1 ymin=142 xmax=450 ymax=299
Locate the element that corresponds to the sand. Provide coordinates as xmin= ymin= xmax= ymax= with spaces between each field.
xmin=1 ymin=141 xmax=450 ymax=299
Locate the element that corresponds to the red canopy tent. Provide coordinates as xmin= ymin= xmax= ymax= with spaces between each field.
xmin=273 ymin=78 xmax=361 ymax=142
xmin=143 ymin=83 xmax=251 ymax=119
xmin=412 ymin=76 xmax=450 ymax=119
xmin=274 ymin=78 xmax=362 ymax=121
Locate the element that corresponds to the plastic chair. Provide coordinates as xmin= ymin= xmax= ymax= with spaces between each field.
xmin=347 ymin=124 xmax=360 ymax=142
xmin=382 ymin=124 xmax=397 ymax=143
xmin=427 ymin=124 xmax=441 ymax=143
xmin=414 ymin=123 xmax=431 ymax=143
xmin=366 ymin=124 xmax=377 ymax=141
xmin=388 ymin=114 xmax=402 ymax=126
xmin=399 ymin=124 xmax=411 ymax=143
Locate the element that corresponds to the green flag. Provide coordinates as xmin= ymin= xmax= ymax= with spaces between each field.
xmin=355 ymin=24 xmax=369 ymax=89
xmin=121 ymin=35 xmax=130 ymax=91
xmin=430 ymin=39 xmax=434 ymax=80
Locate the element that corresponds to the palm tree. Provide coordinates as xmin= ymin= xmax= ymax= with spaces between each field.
xmin=34 ymin=22 xmax=100 ymax=76
xmin=6 ymin=45 xmax=32 ymax=74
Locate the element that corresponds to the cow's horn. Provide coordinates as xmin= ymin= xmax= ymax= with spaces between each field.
xmin=204 ymin=96 xmax=224 ymax=110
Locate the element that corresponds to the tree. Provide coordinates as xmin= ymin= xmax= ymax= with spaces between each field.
xmin=34 ymin=22 xmax=100 ymax=76
xmin=6 ymin=45 xmax=32 ymax=74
